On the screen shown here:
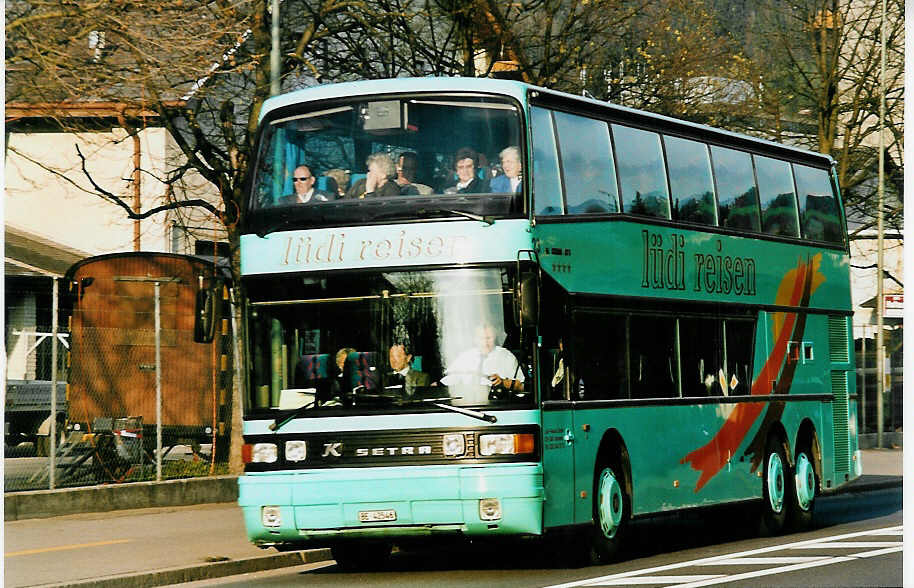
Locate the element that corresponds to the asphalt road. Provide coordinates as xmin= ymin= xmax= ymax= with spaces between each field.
xmin=174 ymin=486 xmax=903 ymax=587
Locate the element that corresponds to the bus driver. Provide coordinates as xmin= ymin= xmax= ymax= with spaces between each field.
xmin=441 ymin=323 xmax=524 ymax=403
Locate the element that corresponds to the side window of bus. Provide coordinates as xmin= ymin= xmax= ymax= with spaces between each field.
xmin=755 ymin=155 xmax=800 ymax=238
xmin=612 ymin=125 xmax=671 ymax=219
xmin=570 ymin=312 xmax=627 ymax=400
xmin=678 ymin=317 xmax=724 ymax=397
xmin=530 ymin=107 xmax=564 ymax=216
xmin=664 ymin=135 xmax=716 ymax=226
xmin=724 ymin=319 xmax=754 ymax=395
xmin=629 ymin=315 xmax=678 ymax=399
xmin=793 ymin=164 xmax=843 ymax=244
xmin=711 ymin=146 xmax=761 ymax=232
xmin=553 ymin=112 xmax=619 ymax=214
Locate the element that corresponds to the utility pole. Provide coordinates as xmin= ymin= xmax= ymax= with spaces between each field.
xmin=270 ymin=0 xmax=281 ymax=96
xmin=875 ymin=0 xmax=886 ymax=448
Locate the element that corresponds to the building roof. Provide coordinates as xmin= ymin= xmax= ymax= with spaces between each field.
xmin=4 ymin=225 xmax=91 ymax=278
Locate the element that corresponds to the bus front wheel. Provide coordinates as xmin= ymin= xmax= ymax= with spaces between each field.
xmin=589 ymin=464 xmax=629 ymax=564
xmin=760 ymin=437 xmax=788 ymax=535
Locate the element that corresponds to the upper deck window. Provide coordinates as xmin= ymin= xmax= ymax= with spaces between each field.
xmin=612 ymin=124 xmax=670 ymax=219
xmin=530 ymin=107 xmax=564 ymax=216
xmin=755 ymin=155 xmax=800 ymax=238
xmin=711 ymin=146 xmax=761 ymax=232
xmin=793 ymin=164 xmax=843 ymax=244
xmin=554 ymin=112 xmax=619 ymax=214
xmin=664 ymin=135 xmax=716 ymax=225
xmin=248 ymin=95 xmax=523 ymax=232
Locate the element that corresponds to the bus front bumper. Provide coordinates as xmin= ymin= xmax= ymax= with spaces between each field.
xmin=238 ymin=463 xmax=544 ymax=547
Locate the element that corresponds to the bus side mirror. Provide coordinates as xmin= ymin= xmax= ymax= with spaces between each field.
xmin=516 ymin=271 xmax=538 ymax=328
xmin=193 ymin=288 xmax=217 ymax=343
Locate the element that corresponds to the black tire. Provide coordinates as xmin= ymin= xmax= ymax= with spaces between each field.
xmin=787 ymin=448 xmax=816 ymax=531
xmin=760 ymin=436 xmax=788 ymax=536
xmin=588 ymin=463 xmax=630 ymax=564
xmin=331 ymin=541 xmax=392 ymax=571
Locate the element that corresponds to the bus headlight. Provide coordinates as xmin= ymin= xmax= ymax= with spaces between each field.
xmin=262 ymin=506 xmax=282 ymax=527
xmin=479 ymin=498 xmax=502 ymax=521
xmin=443 ymin=433 xmax=466 ymax=457
xmin=285 ymin=440 xmax=307 ymax=462
xmin=478 ymin=433 xmax=535 ymax=456
xmin=250 ymin=443 xmax=278 ymax=463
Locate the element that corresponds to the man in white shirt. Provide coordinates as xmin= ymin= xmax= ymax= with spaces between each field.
xmin=442 ymin=324 xmax=524 ymax=403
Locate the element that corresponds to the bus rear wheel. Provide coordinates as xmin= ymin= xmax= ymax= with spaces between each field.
xmin=331 ymin=541 xmax=392 ymax=571
xmin=589 ymin=464 xmax=629 ymax=564
xmin=760 ymin=437 xmax=788 ymax=536
xmin=787 ymin=450 xmax=816 ymax=530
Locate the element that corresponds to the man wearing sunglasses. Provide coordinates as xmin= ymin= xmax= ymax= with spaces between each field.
xmin=279 ymin=165 xmax=330 ymax=205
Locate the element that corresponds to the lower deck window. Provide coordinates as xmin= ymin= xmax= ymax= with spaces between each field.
xmin=569 ymin=310 xmax=755 ymax=400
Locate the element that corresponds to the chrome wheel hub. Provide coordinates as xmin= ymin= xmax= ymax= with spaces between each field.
xmin=598 ymin=468 xmax=623 ymax=539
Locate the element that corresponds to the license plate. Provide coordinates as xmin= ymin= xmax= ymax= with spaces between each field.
xmin=358 ymin=509 xmax=397 ymax=522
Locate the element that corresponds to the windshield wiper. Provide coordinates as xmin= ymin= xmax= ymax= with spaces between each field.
xmin=417 ymin=208 xmax=494 ymax=225
xmin=269 ymin=400 xmax=316 ymax=431
xmin=401 ymin=397 xmax=496 ymax=423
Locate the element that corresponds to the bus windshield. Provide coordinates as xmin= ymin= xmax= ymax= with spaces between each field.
xmin=245 ymin=267 xmax=534 ymax=415
xmin=247 ymin=95 xmax=524 ymax=233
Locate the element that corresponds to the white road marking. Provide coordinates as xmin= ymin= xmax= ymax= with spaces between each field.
xmin=542 ymin=526 xmax=902 ymax=588
xmin=672 ymin=556 xmax=857 ymax=588
xmin=587 ymin=576 xmax=724 ymax=585
xmin=849 ymin=546 xmax=905 ymax=558
xmin=695 ymin=556 xmax=829 ymax=565
xmin=793 ymin=541 xmax=902 ymax=549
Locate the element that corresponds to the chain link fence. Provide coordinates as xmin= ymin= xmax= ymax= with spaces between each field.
xmin=854 ymin=324 xmax=904 ymax=444
xmin=5 ymin=258 xmax=233 ymax=492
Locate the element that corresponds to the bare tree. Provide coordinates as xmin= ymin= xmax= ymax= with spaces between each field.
xmin=743 ymin=0 xmax=904 ymax=239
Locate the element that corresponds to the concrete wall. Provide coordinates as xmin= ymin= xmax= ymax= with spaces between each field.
xmin=5 ymin=476 xmax=239 ymax=521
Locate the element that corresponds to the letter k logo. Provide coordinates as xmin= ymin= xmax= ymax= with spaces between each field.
xmin=321 ymin=442 xmax=343 ymax=457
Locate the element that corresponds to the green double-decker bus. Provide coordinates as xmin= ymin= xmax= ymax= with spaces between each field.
xmin=237 ymin=77 xmax=860 ymax=568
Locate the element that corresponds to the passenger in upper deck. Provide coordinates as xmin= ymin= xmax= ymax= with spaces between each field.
xmin=278 ymin=164 xmax=331 ymax=205
xmin=324 ymin=168 xmax=350 ymax=198
xmin=395 ymin=152 xmax=432 ymax=195
xmin=444 ymin=147 xmax=490 ymax=194
xmin=490 ymin=146 xmax=522 ymax=193
xmin=346 ymin=153 xmax=403 ymax=199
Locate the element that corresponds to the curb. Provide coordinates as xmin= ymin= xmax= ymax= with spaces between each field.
xmin=5 ymin=476 xmax=239 ymax=521
xmin=838 ymin=475 xmax=903 ymax=494
xmin=33 ymin=548 xmax=333 ymax=588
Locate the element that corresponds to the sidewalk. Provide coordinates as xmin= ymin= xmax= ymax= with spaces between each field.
xmin=3 ymin=448 xmax=902 ymax=587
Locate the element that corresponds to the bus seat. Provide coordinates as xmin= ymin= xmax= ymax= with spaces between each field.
xmin=350 ymin=173 xmax=366 ymax=186
xmin=316 ymin=176 xmax=338 ymax=194
xmin=348 ymin=351 xmax=378 ymax=391
xmin=298 ymin=353 xmax=329 ymax=381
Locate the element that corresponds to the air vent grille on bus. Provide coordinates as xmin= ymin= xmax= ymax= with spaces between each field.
xmin=828 ymin=316 xmax=849 ymax=363
xmin=831 ymin=370 xmax=850 ymax=474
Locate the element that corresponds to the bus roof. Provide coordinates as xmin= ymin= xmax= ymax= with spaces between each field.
xmin=260 ymin=77 xmax=834 ymax=167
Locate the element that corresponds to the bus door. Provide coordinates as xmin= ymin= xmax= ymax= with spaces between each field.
xmin=541 ymin=336 xmax=576 ymax=528
xmin=542 ymin=401 xmax=576 ymax=528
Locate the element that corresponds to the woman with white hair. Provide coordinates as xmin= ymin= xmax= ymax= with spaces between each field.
xmin=346 ymin=152 xmax=401 ymax=198
xmin=490 ymin=146 xmax=522 ymax=193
